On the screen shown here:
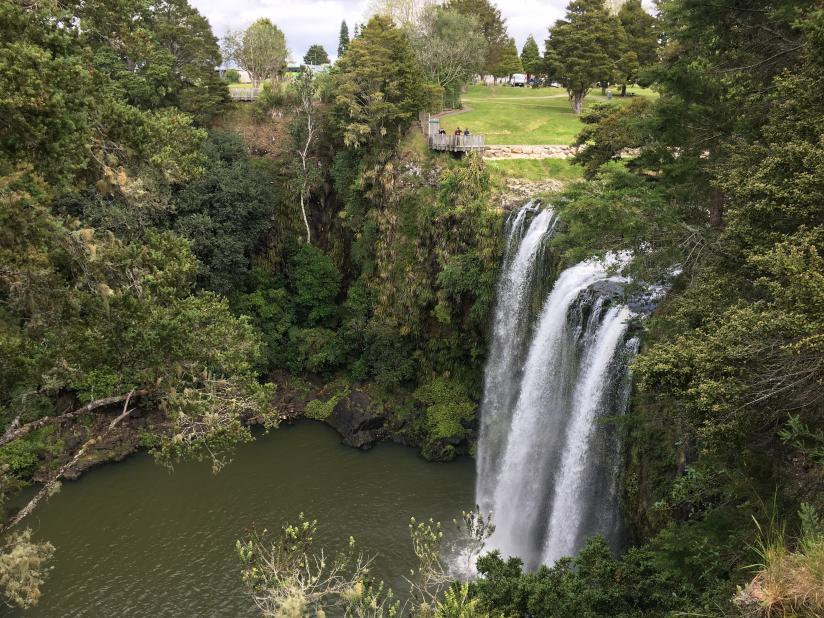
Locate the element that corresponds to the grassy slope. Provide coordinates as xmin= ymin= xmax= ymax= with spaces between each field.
xmin=439 ymin=84 xmax=657 ymax=145
xmin=485 ymin=158 xmax=583 ymax=182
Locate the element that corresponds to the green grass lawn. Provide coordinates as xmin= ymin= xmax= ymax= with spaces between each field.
xmin=438 ymin=84 xmax=656 ymax=145
xmin=485 ymin=158 xmax=584 ymax=182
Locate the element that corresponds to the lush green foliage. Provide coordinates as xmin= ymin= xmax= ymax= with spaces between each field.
xmin=616 ymin=0 xmax=658 ymax=93
xmin=0 ymin=0 xmax=224 ymax=188
xmin=492 ymin=37 xmax=522 ymax=79
xmin=338 ymin=20 xmax=350 ymax=57
xmin=407 ymin=6 xmax=486 ymax=110
xmin=472 ymin=538 xmax=690 ymax=617
xmin=332 ymin=15 xmax=425 ymax=149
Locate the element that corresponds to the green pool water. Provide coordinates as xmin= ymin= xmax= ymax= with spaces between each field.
xmin=12 ymin=422 xmax=475 ymax=616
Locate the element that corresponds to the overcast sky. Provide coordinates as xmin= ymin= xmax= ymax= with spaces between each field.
xmin=190 ymin=0 xmax=574 ymax=64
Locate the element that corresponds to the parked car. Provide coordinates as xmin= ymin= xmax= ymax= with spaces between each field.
xmin=511 ymin=73 xmax=527 ymax=87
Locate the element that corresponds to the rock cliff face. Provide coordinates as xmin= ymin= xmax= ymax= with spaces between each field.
xmin=496 ymin=179 xmax=565 ymax=210
xmin=326 ymin=391 xmax=390 ymax=450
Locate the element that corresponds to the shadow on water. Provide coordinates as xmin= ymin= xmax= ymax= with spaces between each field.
xmin=10 ymin=421 xmax=475 ymax=617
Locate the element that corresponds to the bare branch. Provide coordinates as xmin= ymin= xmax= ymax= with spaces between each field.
xmin=0 ymin=388 xmax=152 ymax=448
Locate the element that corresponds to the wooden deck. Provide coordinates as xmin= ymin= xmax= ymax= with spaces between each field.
xmin=428 ymin=133 xmax=485 ymax=153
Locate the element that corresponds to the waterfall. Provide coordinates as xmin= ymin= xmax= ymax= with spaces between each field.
xmin=476 ymin=202 xmax=637 ymax=570
xmin=476 ymin=204 xmax=557 ymax=509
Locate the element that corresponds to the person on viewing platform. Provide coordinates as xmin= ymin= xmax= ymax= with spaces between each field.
xmin=464 ymin=128 xmax=471 ymax=136
xmin=454 ymin=127 xmax=462 ymax=136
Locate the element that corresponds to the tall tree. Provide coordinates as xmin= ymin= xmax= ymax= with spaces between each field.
xmin=224 ymin=19 xmax=288 ymax=87
xmin=408 ymin=6 xmax=486 ymax=107
xmin=520 ymin=35 xmax=542 ymax=78
xmin=545 ymin=0 xmax=624 ymax=113
xmin=368 ymin=0 xmax=436 ymax=28
xmin=617 ymin=0 xmax=657 ymax=95
xmin=332 ymin=15 xmax=425 ymax=150
xmin=447 ymin=0 xmax=509 ymax=76
xmin=0 ymin=0 xmax=212 ymax=188
xmin=492 ymin=37 xmax=523 ymax=81
xmin=337 ymin=20 xmax=350 ymax=57
xmin=151 ymin=0 xmax=229 ymax=122
xmin=290 ymin=70 xmax=320 ymax=244
xmin=303 ymin=44 xmax=330 ymax=65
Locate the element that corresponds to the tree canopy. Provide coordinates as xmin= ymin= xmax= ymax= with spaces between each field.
xmin=492 ymin=37 xmax=523 ymax=79
xmin=447 ymin=0 xmax=509 ymax=75
xmin=224 ymin=19 xmax=288 ymax=87
xmin=331 ymin=15 xmax=425 ymax=150
xmin=520 ymin=35 xmax=542 ymax=76
xmin=408 ymin=6 xmax=486 ymax=107
xmin=616 ymin=0 xmax=658 ymax=93
xmin=303 ymin=44 xmax=330 ymax=65
xmin=545 ymin=0 xmax=625 ymax=112
xmin=337 ymin=20 xmax=350 ymax=57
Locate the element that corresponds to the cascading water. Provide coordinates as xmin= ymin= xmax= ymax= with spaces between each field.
xmin=476 ymin=202 xmax=638 ymax=569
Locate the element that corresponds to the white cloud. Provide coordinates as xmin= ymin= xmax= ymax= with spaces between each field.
xmin=190 ymin=0 xmax=651 ymax=63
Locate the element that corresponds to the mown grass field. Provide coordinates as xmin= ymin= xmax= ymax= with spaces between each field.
xmin=438 ymin=84 xmax=656 ymax=145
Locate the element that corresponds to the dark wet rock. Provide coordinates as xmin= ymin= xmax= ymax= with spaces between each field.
xmin=327 ymin=390 xmax=387 ymax=450
xmin=590 ymin=279 xmax=628 ymax=299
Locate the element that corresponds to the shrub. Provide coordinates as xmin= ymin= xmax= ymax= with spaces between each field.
xmin=414 ymin=376 xmax=475 ymax=461
xmin=290 ymin=245 xmax=342 ymax=327
xmin=735 ymin=505 xmax=824 ymax=618
xmin=287 ymin=327 xmax=343 ymax=374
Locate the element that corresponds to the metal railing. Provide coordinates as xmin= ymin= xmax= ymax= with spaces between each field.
xmin=229 ymin=88 xmax=260 ymax=101
xmin=428 ymin=133 xmax=485 ymax=152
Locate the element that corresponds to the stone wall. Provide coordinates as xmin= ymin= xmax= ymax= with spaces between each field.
xmin=483 ymin=144 xmax=578 ymax=159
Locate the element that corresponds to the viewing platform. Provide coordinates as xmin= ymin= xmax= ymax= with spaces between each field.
xmin=420 ymin=112 xmax=485 ymax=154
xmin=428 ymin=133 xmax=485 ymax=153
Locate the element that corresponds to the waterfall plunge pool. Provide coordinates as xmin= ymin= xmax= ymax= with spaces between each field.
xmin=10 ymin=421 xmax=475 ymax=617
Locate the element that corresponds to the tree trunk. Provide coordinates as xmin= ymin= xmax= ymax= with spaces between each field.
xmin=621 ymin=83 xmax=627 ymax=97
xmin=570 ymin=90 xmax=585 ymax=114
xmin=601 ymin=83 xmax=607 ymax=96
xmin=709 ymin=188 xmax=725 ymax=229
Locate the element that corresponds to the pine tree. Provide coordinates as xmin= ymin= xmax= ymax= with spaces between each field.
xmin=332 ymin=15 xmax=425 ymax=150
xmin=304 ymin=44 xmax=330 ymax=65
xmin=492 ymin=37 xmax=523 ymax=80
xmin=338 ymin=20 xmax=350 ymax=57
xmin=617 ymin=0 xmax=657 ymax=95
xmin=520 ymin=35 xmax=542 ymax=78
xmin=545 ymin=0 xmax=625 ymax=113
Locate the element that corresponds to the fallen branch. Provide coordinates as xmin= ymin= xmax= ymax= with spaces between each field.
xmin=1 ymin=391 xmax=138 ymax=532
xmin=0 ymin=388 xmax=151 ymax=448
